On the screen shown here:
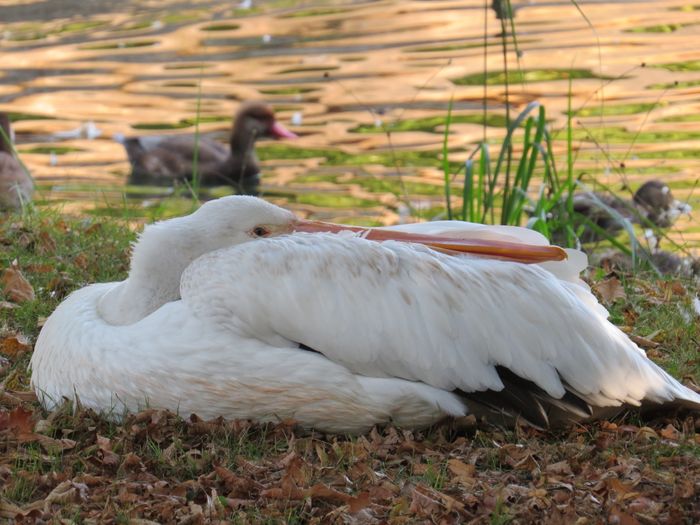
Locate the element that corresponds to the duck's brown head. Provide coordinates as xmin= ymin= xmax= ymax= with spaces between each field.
xmin=230 ymin=102 xmax=297 ymax=150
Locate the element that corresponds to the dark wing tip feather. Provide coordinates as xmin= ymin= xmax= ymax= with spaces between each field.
xmin=456 ymin=366 xmax=595 ymax=429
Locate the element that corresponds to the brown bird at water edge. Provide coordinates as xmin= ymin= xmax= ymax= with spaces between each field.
xmin=120 ymin=101 xmax=297 ymax=195
xmin=0 ymin=113 xmax=33 ymax=210
xmin=569 ymin=180 xmax=691 ymax=244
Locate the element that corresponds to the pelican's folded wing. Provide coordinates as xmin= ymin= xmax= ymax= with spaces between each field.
xmin=180 ymin=233 xmax=700 ymax=412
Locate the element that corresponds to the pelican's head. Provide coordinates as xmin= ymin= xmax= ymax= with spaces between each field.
xmin=137 ymin=195 xmax=568 ymax=281
xmin=132 ymin=197 xmax=298 ymax=284
xmin=104 ymin=195 xmax=568 ymax=325
xmin=188 ymin=195 xmax=297 ymax=251
xmin=104 ymin=197 xmax=299 ymax=325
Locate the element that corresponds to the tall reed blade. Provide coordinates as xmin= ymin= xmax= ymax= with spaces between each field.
xmin=442 ymin=97 xmax=454 ymax=219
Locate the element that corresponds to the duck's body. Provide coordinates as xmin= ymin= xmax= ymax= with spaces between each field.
xmin=122 ymin=102 xmax=296 ymax=195
xmin=31 ymin=197 xmax=700 ymax=433
xmin=569 ymin=180 xmax=690 ymax=244
xmin=0 ymin=113 xmax=33 ymax=210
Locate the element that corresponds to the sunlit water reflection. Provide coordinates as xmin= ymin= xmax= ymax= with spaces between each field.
xmin=1 ymin=0 xmax=699 ymax=252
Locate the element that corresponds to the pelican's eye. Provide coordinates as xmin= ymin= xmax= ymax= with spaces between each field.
xmin=251 ymin=226 xmax=270 ymax=238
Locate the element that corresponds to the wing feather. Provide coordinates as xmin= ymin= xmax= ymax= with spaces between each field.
xmin=180 ymin=233 xmax=700 ymax=410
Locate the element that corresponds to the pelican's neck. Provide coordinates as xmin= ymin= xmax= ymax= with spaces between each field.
xmin=97 ymin=216 xmax=201 ymax=325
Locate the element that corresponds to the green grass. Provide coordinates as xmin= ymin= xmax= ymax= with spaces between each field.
xmin=0 ymin=211 xmax=132 ymax=334
xmin=606 ymin=277 xmax=700 ymax=379
xmin=445 ymin=102 xmax=571 ymax=236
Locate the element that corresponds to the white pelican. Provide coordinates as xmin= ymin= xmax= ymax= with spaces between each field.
xmin=30 ymin=196 xmax=700 ymax=433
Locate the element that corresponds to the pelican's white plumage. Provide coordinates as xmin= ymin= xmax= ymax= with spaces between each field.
xmin=30 ymin=196 xmax=700 ymax=433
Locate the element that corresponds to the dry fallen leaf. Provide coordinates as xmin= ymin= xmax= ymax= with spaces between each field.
xmin=609 ymin=506 xmax=642 ymax=525
xmin=447 ymin=458 xmax=476 ymax=480
xmin=594 ymin=277 xmax=626 ymax=304
xmin=1 ymin=267 xmax=35 ymax=303
xmin=214 ymin=465 xmax=261 ymax=498
xmin=546 ymin=460 xmax=573 ymax=476
xmin=0 ymin=406 xmax=35 ymax=436
xmin=659 ymin=424 xmax=680 ymax=441
xmin=0 ymin=333 xmax=31 ymax=357
xmin=629 ymin=334 xmax=659 ymax=349
xmin=96 ymin=435 xmax=120 ymax=466
xmin=0 ymin=301 xmax=19 ymax=310
xmin=74 ymin=253 xmax=89 ymax=270
xmin=25 ymin=263 xmax=54 ymax=274
xmin=37 ymin=230 xmax=57 ymax=254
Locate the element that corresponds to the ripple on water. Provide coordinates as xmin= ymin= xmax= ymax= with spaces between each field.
xmin=0 ymin=0 xmax=699 ymax=253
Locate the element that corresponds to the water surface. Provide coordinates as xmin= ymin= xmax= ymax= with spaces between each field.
xmin=1 ymin=0 xmax=699 ymax=251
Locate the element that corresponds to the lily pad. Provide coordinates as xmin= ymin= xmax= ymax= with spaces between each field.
xmin=201 ymin=24 xmax=240 ymax=31
xmin=655 ymin=60 xmax=700 ymax=72
xmin=352 ymin=114 xmax=509 ymax=133
xmin=452 ymin=68 xmax=614 ymax=86
xmin=259 ymin=87 xmax=318 ymax=95
xmin=574 ymin=103 xmax=661 ymax=117
xmin=280 ymin=7 xmax=352 ymax=18
xmin=19 ymin=146 xmax=83 ymax=155
xmin=81 ymin=40 xmax=157 ymax=50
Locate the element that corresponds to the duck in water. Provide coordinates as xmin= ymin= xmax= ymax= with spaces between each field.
xmin=567 ymin=180 xmax=691 ymax=244
xmin=120 ymin=101 xmax=297 ymax=195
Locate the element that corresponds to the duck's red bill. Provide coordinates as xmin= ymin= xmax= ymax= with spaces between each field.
xmin=293 ymin=219 xmax=567 ymax=264
xmin=270 ymin=122 xmax=298 ymax=139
